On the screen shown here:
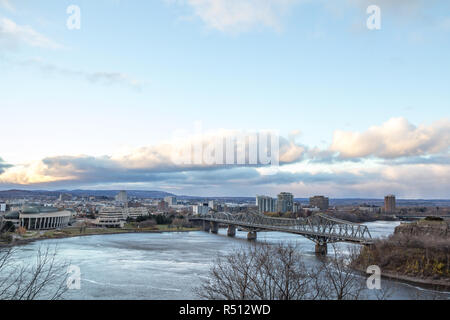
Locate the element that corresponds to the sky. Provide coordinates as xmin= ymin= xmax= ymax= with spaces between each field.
xmin=0 ymin=0 xmax=449 ymax=198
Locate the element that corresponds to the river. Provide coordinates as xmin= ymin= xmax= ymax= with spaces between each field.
xmin=11 ymin=221 xmax=450 ymax=300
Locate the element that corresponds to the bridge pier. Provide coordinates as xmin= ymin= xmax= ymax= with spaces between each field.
xmin=247 ymin=231 xmax=257 ymax=241
xmin=210 ymin=222 xmax=219 ymax=234
xmin=227 ymin=225 xmax=236 ymax=237
xmin=315 ymin=243 xmax=327 ymax=255
xmin=203 ymin=221 xmax=210 ymax=232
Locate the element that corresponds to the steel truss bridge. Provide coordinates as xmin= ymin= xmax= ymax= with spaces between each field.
xmin=190 ymin=211 xmax=373 ymax=254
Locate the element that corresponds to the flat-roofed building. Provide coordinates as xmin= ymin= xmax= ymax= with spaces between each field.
xmin=98 ymin=207 xmax=126 ymax=220
xmin=193 ymin=204 xmax=210 ymax=215
xmin=4 ymin=206 xmax=71 ymax=230
xmin=126 ymin=207 xmax=149 ymax=219
xmin=93 ymin=207 xmax=126 ymax=228
xmin=277 ymin=192 xmax=294 ymax=213
xmin=384 ymin=195 xmax=396 ymax=214
xmin=93 ymin=216 xmax=125 ymax=228
xmin=309 ymin=196 xmax=329 ymax=211
xmin=256 ymin=195 xmax=276 ymax=213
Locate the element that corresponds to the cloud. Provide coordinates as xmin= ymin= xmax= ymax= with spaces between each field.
xmin=15 ymin=57 xmax=142 ymax=90
xmin=330 ymin=117 xmax=450 ymax=159
xmin=0 ymin=118 xmax=448 ymax=198
xmin=2 ymin=156 xmax=449 ymax=198
xmin=0 ymin=129 xmax=305 ymax=185
xmin=169 ymin=0 xmax=444 ymax=33
xmin=279 ymin=137 xmax=305 ymax=163
xmin=171 ymin=0 xmax=302 ymax=33
xmin=0 ymin=17 xmax=62 ymax=50
xmin=382 ymin=154 xmax=450 ymax=166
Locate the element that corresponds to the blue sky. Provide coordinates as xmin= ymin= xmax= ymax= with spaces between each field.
xmin=0 ymin=0 xmax=449 ymax=198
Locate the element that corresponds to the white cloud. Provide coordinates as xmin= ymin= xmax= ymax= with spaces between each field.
xmin=170 ymin=0 xmax=437 ymax=33
xmin=172 ymin=0 xmax=302 ymax=33
xmin=330 ymin=117 xmax=450 ymax=159
xmin=0 ymin=17 xmax=62 ymax=49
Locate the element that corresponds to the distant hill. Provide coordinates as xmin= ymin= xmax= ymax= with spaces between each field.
xmin=0 ymin=189 xmax=175 ymax=199
xmin=0 ymin=190 xmax=448 ymax=206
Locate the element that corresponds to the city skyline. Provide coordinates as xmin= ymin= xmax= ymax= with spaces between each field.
xmin=1 ymin=1 xmax=449 ymax=198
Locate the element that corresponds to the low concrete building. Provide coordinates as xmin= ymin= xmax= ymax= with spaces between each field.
xmin=126 ymin=207 xmax=149 ymax=219
xmin=93 ymin=215 xmax=125 ymax=228
xmin=98 ymin=207 xmax=126 ymax=220
xmin=4 ymin=206 xmax=71 ymax=230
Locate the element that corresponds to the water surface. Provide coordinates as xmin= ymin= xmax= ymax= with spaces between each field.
xmin=13 ymin=221 xmax=449 ymax=300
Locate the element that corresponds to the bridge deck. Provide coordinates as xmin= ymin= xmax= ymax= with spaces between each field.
xmin=191 ymin=211 xmax=373 ymax=245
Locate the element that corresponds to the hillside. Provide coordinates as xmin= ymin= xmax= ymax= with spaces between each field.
xmin=0 ymin=189 xmax=175 ymax=199
xmin=353 ymin=219 xmax=450 ymax=289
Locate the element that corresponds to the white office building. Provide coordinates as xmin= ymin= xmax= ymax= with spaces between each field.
xmin=193 ymin=204 xmax=210 ymax=215
xmin=126 ymin=207 xmax=149 ymax=219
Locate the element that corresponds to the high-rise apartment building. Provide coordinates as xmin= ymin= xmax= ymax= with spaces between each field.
xmin=256 ymin=195 xmax=276 ymax=213
xmin=277 ymin=192 xmax=294 ymax=213
xmin=384 ymin=195 xmax=396 ymax=214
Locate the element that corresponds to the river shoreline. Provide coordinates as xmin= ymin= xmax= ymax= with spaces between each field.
xmin=0 ymin=226 xmax=202 ymax=248
xmin=353 ymin=266 xmax=450 ymax=292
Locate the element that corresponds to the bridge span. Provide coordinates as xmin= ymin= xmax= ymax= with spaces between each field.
xmin=190 ymin=211 xmax=373 ymax=255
